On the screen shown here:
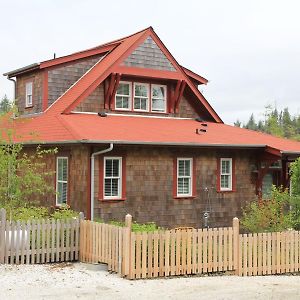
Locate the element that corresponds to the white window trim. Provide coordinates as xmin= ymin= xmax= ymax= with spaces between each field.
xmin=151 ymin=84 xmax=167 ymax=113
xmin=25 ymin=81 xmax=33 ymax=107
xmin=177 ymin=158 xmax=193 ymax=197
xmin=220 ymin=158 xmax=233 ymax=191
xmin=115 ymin=81 xmax=132 ymax=111
xmin=104 ymin=157 xmax=122 ymax=200
xmin=133 ymin=82 xmax=149 ymax=112
xmin=56 ymin=156 xmax=68 ymax=206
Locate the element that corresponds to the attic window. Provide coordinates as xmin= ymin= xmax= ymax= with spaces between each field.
xmin=134 ymin=83 xmax=149 ymax=111
xmin=25 ymin=81 xmax=33 ymax=107
xmin=115 ymin=81 xmax=131 ymax=110
xmin=151 ymin=85 xmax=166 ymax=113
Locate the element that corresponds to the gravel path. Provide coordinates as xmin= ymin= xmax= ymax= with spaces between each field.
xmin=0 ymin=263 xmax=299 ymax=300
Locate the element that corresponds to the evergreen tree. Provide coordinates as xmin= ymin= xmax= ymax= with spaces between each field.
xmin=0 ymin=95 xmax=12 ymax=114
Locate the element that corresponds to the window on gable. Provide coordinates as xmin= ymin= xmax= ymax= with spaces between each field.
xmin=134 ymin=83 xmax=149 ymax=111
xmin=56 ymin=157 xmax=68 ymax=206
xmin=115 ymin=82 xmax=131 ymax=110
xmin=151 ymin=85 xmax=166 ymax=113
xmin=220 ymin=158 xmax=232 ymax=191
xmin=25 ymin=82 xmax=33 ymax=107
xmin=104 ymin=157 xmax=122 ymax=199
xmin=177 ymin=158 xmax=192 ymax=197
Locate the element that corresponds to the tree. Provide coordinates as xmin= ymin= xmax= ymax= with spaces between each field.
xmin=234 ymin=120 xmax=241 ymax=127
xmin=244 ymin=113 xmax=257 ymax=130
xmin=0 ymin=95 xmax=12 ymax=114
xmin=0 ymin=114 xmax=57 ymax=218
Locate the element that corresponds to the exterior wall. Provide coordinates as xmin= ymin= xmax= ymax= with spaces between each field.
xmin=23 ymin=145 xmax=90 ymax=217
xmin=122 ymin=36 xmax=176 ymax=71
xmin=48 ymin=55 xmax=102 ymax=106
xmin=94 ymin=146 xmax=257 ymax=228
xmin=16 ymin=71 xmax=43 ymax=115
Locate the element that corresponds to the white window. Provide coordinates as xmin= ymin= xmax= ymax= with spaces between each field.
xmin=104 ymin=157 xmax=122 ymax=199
xmin=25 ymin=82 xmax=33 ymax=107
xmin=177 ymin=158 xmax=192 ymax=197
xmin=220 ymin=158 xmax=232 ymax=191
xmin=151 ymin=84 xmax=166 ymax=113
xmin=115 ymin=82 xmax=131 ymax=110
xmin=134 ymin=83 xmax=149 ymax=111
xmin=56 ymin=157 xmax=68 ymax=205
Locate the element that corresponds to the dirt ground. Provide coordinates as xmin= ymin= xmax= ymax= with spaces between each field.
xmin=0 ymin=263 xmax=299 ymax=300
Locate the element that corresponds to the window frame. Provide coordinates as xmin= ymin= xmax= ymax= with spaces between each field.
xmin=103 ymin=156 xmax=122 ymax=200
xmin=56 ymin=156 xmax=69 ymax=206
xmin=176 ymin=158 xmax=193 ymax=197
xmin=220 ymin=158 xmax=233 ymax=191
xmin=115 ymin=81 xmax=132 ymax=111
xmin=25 ymin=81 xmax=33 ymax=108
xmin=151 ymin=84 xmax=167 ymax=113
xmin=133 ymin=82 xmax=150 ymax=112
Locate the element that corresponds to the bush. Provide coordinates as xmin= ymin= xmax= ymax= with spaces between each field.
xmin=241 ymin=186 xmax=292 ymax=233
xmin=98 ymin=219 xmax=162 ymax=232
xmin=51 ymin=205 xmax=79 ymax=220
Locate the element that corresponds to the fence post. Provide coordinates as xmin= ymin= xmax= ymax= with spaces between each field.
xmin=0 ymin=209 xmax=6 ymax=264
xmin=233 ymin=217 xmax=240 ymax=275
xmin=123 ymin=214 xmax=132 ymax=277
xmin=78 ymin=212 xmax=85 ymax=261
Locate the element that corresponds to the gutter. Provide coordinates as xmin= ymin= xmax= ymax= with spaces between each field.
xmin=90 ymin=143 xmax=114 ymax=221
xmin=7 ymin=77 xmax=16 ymax=102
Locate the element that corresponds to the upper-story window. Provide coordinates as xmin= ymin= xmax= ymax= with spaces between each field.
xmin=115 ymin=82 xmax=131 ymax=110
xmin=25 ymin=82 xmax=33 ymax=107
xmin=134 ymin=83 xmax=149 ymax=111
xmin=220 ymin=158 xmax=232 ymax=191
xmin=114 ymin=81 xmax=167 ymax=113
xmin=151 ymin=85 xmax=166 ymax=112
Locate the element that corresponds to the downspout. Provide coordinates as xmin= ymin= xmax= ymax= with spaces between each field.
xmin=90 ymin=143 xmax=114 ymax=221
xmin=7 ymin=77 xmax=17 ymax=102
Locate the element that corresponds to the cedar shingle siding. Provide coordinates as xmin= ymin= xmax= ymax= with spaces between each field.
xmin=47 ymin=55 xmax=103 ymax=106
xmin=122 ymin=36 xmax=176 ymax=71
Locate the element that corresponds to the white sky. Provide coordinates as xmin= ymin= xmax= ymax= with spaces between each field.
xmin=0 ymin=0 xmax=299 ymax=124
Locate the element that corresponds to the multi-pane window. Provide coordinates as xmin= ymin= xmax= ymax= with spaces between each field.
xmin=220 ymin=158 xmax=232 ymax=191
xmin=115 ymin=82 xmax=131 ymax=110
xmin=56 ymin=157 xmax=68 ymax=205
xmin=104 ymin=157 xmax=122 ymax=199
xmin=134 ymin=83 xmax=149 ymax=111
xmin=25 ymin=82 xmax=33 ymax=107
xmin=177 ymin=158 xmax=192 ymax=196
xmin=151 ymin=85 xmax=166 ymax=113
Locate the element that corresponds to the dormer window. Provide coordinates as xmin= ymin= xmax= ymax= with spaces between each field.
xmin=25 ymin=82 xmax=33 ymax=107
xmin=134 ymin=83 xmax=149 ymax=111
xmin=115 ymin=81 xmax=131 ymax=110
xmin=151 ymin=84 xmax=166 ymax=113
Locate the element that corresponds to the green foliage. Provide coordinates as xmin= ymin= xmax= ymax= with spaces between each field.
xmin=97 ymin=219 xmax=162 ymax=232
xmin=51 ymin=205 xmax=79 ymax=220
xmin=0 ymin=95 xmax=12 ymax=114
xmin=289 ymin=158 xmax=300 ymax=230
xmin=0 ymin=114 xmax=57 ymax=212
xmin=237 ymin=105 xmax=300 ymax=141
xmin=241 ymin=186 xmax=293 ymax=233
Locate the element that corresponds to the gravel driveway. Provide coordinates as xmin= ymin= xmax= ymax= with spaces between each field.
xmin=0 ymin=263 xmax=299 ymax=300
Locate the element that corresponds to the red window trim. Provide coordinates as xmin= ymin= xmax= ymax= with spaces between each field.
xmin=98 ymin=155 xmax=126 ymax=201
xmin=216 ymin=157 xmax=236 ymax=193
xmin=25 ymin=79 xmax=34 ymax=109
xmin=173 ymin=157 xmax=196 ymax=199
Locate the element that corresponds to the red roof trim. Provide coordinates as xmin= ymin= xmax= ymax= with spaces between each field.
xmin=40 ymin=44 xmax=116 ymax=69
xmin=182 ymin=66 xmax=208 ymax=85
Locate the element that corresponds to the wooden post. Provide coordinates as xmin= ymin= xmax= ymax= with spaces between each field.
xmin=233 ymin=217 xmax=240 ymax=275
xmin=123 ymin=214 xmax=132 ymax=277
xmin=0 ymin=208 xmax=6 ymax=264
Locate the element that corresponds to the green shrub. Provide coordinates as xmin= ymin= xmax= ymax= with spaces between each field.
xmin=241 ymin=186 xmax=292 ymax=233
xmin=50 ymin=205 xmax=78 ymax=220
xmin=2 ymin=206 xmax=49 ymax=221
xmin=97 ymin=219 xmax=162 ymax=232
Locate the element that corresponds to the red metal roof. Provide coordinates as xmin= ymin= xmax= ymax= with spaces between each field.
xmin=6 ymin=113 xmax=300 ymax=155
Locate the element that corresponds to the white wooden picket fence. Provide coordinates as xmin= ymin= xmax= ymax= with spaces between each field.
xmin=0 ymin=208 xmax=83 ymax=264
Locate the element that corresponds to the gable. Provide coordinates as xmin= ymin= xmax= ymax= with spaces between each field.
xmin=121 ymin=36 xmax=176 ymax=71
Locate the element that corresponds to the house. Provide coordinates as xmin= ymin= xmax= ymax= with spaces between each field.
xmin=3 ymin=27 xmax=300 ymax=228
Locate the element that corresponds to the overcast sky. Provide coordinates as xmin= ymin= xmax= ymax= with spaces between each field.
xmin=0 ymin=0 xmax=299 ymax=124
